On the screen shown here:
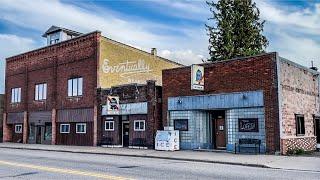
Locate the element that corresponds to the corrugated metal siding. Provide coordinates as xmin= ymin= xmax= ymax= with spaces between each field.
xmin=57 ymin=108 xmax=94 ymax=122
xmin=168 ymin=91 xmax=264 ymax=111
xmin=29 ymin=111 xmax=52 ymax=123
xmin=7 ymin=112 xmax=24 ymax=124
xmin=101 ymin=102 xmax=148 ymax=115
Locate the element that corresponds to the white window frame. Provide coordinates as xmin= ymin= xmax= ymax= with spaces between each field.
xmin=15 ymin=124 xmax=22 ymax=133
xmin=11 ymin=87 xmax=21 ymax=103
xmin=105 ymin=121 xmax=114 ymax=131
xmin=134 ymin=120 xmax=145 ymax=131
xmin=68 ymin=77 xmax=83 ymax=97
xmin=76 ymin=123 xmax=87 ymax=134
xmin=60 ymin=124 xmax=70 ymax=134
xmin=35 ymin=83 xmax=47 ymax=101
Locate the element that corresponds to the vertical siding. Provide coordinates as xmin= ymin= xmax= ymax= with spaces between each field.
xmin=56 ymin=122 xmax=93 ymax=146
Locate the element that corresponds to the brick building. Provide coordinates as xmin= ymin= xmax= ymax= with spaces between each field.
xmin=162 ymin=52 xmax=320 ymax=154
xmin=3 ymin=26 xmax=180 ymax=146
xmin=99 ymin=80 xmax=162 ymax=149
xmin=0 ymin=94 xmax=4 ymax=142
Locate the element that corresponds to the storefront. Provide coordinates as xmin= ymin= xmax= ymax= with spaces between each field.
xmin=162 ymin=52 xmax=320 ymax=154
xmin=28 ymin=111 xmax=52 ymax=144
xmin=99 ymin=80 xmax=162 ymax=149
xmin=168 ymin=91 xmax=266 ymax=152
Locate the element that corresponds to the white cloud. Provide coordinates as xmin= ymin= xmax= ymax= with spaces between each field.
xmin=0 ymin=34 xmax=38 ymax=93
xmin=160 ymin=49 xmax=204 ymax=65
xmin=257 ymin=1 xmax=320 ymax=35
xmin=267 ymin=30 xmax=320 ymax=68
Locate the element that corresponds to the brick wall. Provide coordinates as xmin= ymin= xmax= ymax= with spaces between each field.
xmin=99 ymin=80 xmax=161 ymax=148
xmin=279 ymin=59 xmax=319 ymax=154
xmin=162 ymin=53 xmax=280 ymax=153
xmin=5 ymin=31 xmax=100 ymax=145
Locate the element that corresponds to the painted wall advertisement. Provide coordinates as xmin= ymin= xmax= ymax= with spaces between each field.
xmin=99 ymin=38 xmax=180 ymax=88
xmin=191 ymin=65 xmax=204 ymax=90
xmin=102 ymin=96 xmax=120 ymax=115
xmin=155 ymin=129 xmax=179 ymax=151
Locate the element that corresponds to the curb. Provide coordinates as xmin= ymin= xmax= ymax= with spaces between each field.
xmin=0 ymin=146 xmax=269 ymax=168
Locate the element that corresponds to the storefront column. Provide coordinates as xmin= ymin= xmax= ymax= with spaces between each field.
xmin=23 ymin=111 xmax=28 ymax=144
xmin=93 ymin=105 xmax=98 ymax=146
xmin=51 ymin=108 xmax=57 ymax=145
xmin=3 ymin=113 xmax=12 ymax=142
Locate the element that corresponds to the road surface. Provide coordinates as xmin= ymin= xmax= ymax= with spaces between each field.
xmin=0 ymin=148 xmax=318 ymax=179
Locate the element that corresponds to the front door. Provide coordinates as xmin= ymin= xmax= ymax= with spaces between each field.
xmin=215 ymin=117 xmax=226 ymax=149
xmin=123 ymin=122 xmax=130 ymax=147
xmin=315 ymin=118 xmax=320 ymax=148
xmin=36 ymin=126 xmax=42 ymax=144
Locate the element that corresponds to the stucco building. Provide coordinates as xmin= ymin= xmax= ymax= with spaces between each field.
xmin=162 ymin=52 xmax=319 ymax=154
xmin=3 ymin=26 xmax=181 ymax=146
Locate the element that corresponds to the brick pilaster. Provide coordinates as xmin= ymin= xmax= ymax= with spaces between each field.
xmin=51 ymin=108 xmax=57 ymax=145
xmin=23 ymin=111 xmax=28 ymax=144
xmin=147 ymin=80 xmax=156 ymax=148
xmin=93 ymin=104 xmax=98 ymax=146
xmin=3 ymin=113 xmax=12 ymax=142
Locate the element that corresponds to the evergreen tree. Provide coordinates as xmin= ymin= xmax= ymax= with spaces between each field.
xmin=206 ymin=0 xmax=269 ymax=61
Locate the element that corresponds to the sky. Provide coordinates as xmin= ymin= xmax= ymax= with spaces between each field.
xmin=0 ymin=0 xmax=320 ymax=94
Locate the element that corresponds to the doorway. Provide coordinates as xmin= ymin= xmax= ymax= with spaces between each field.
xmin=212 ymin=111 xmax=226 ymax=149
xmin=122 ymin=122 xmax=130 ymax=147
xmin=315 ymin=117 xmax=320 ymax=148
xmin=36 ymin=126 xmax=43 ymax=144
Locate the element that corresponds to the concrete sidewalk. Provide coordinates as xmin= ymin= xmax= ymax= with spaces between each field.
xmin=0 ymin=143 xmax=319 ymax=172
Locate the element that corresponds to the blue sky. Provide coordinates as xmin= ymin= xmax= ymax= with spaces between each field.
xmin=0 ymin=0 xmax=320 ymax=94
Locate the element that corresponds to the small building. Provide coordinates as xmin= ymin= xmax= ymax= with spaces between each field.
xmin=3 ymin=25 xmax=181 ymax=146
xmin=0 ymin=94 xmax=4 ymax=142
xmin=162 ymin=52 xmax=320 ymax=154
xmin=99 ymin=80 xmax=162 ymax=148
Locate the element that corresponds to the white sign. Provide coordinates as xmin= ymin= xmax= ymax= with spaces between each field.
xmin=106 ymin=96 xmax=120 ymax=115
xmin=191 ymin=65 xmax=204 ymax=90
xmin=155 ymin=129 xmax=179 ymax=151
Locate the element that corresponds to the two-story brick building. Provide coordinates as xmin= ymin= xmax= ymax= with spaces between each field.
xmin=162 ymin=52 xmax=320 ymax=154
xmin=0 ymin=94 xmax=4 ymax=142
xmin=3 ymin=26 xmax=181 ymax=146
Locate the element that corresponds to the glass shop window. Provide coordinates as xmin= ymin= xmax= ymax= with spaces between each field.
xmin=105 ymin=121 xmax=114 ymax=131
xmin=134 ymin=120 xmax=145 ymax=131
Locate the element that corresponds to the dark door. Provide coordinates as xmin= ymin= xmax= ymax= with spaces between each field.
xmin=215 ymin=118 xmax=226 ymax=149
xmin=123 ymin=123 xmax=130 ymax=147
xmin=36 ymin=126 xmax=42 ymax=144
xmin=315 ymin=118 xmax=320 ymax=144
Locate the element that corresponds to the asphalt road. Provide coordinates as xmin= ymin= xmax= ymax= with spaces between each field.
xmin=0 ymin=148 xmax=319 ymax=180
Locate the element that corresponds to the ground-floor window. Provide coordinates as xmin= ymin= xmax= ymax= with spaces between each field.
xmin=15 ymin=124 xmax=23 ymax=133
xmin=45 ymin=123 xmax=52 ymax=140
xmin=134 ymin=120 xmax=145 ymax=131
xmin=105 ymin=121 xmax=114 ymax=131
xmin=60 ymin=124 xmax=70 ymax=134
xmin=29 ymin=123 xmax=35 ymax=140
xmin=76 ymin=123 xmax=86 ymax=134
xmin=295 ymin=114 xmax=305 ymax=136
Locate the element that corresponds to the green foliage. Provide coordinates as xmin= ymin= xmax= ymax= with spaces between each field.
xmin=287 ymin=148 xmax=308 ymax=155
xmin=206 ymin=0 xmax=269 ymax=61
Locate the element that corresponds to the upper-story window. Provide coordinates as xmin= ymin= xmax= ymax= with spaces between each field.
xmin=35 ymin=83 xmax=47 ymax=101
xmin=49 ymin=33 xmax=60 ymax=45
xmin=11 ymin=87 xmax=21 ymax=103
xmin=68 ymin=77 xmax=83 ymax=97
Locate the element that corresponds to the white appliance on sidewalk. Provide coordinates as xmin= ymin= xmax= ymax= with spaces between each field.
xmin=155 ymin=127 xmax=179 ymax=151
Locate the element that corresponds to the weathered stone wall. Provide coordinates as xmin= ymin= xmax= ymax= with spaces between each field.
xmin=279 ymin=58 xmax=319 ymax=154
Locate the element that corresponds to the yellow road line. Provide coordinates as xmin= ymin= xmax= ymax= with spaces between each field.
xmin=0 ymin=160 xmax=133 ymax=180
